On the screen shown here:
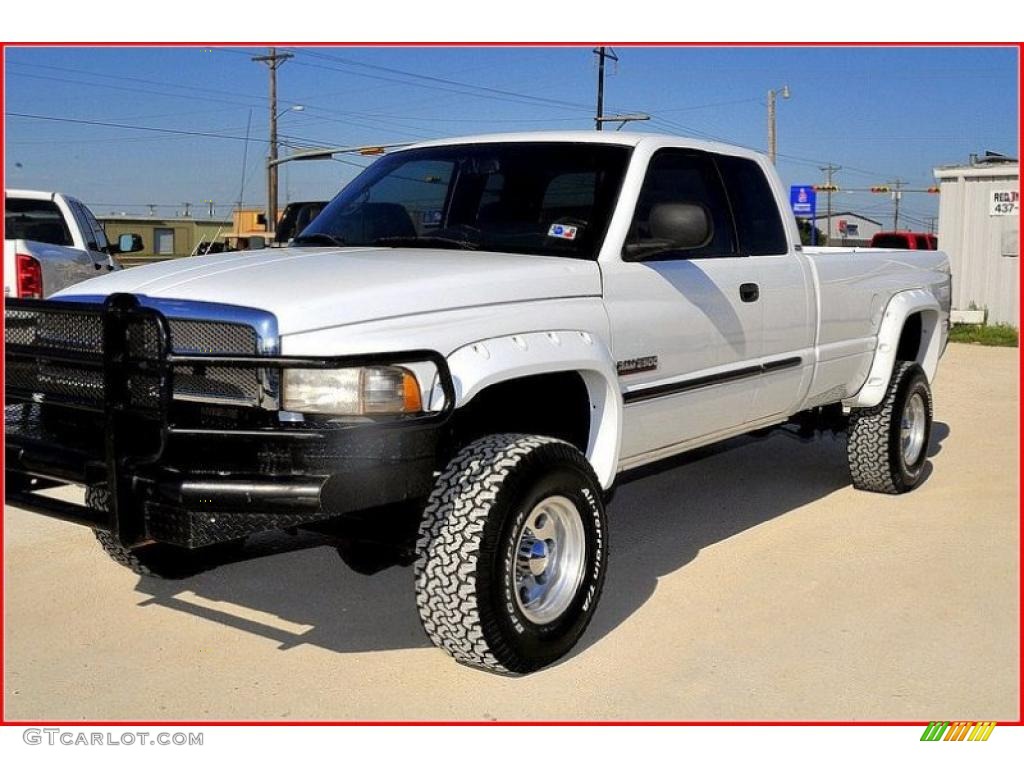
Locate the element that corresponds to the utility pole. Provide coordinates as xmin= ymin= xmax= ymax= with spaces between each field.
xmin=890 ymin=178 xmax=905 ymax=230
xmin=819 ymin=164 xmax=841 ymax=245
xmin=593 ymin=46 xmax=618 ymax=131
xmin=253 ymin=47 xmax=293 ymax=229
xmin=181 ymin=202 xmax=192 ymax=218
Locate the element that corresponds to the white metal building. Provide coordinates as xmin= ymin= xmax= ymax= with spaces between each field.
xmin=808 ymin=211 xmax=884 ymax=246
xmin=934 ymin=156 xmax=1020 ymax=326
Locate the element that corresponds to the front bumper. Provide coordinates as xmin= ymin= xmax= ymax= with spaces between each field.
xmin=4 ymin=294 xmax=454 ymax=549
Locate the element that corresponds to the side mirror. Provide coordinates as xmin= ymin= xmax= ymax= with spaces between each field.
xmin=624 ymin=202 xmax=713 ymax=259
xmin=116 ymin=233 xmax=144 ymax=254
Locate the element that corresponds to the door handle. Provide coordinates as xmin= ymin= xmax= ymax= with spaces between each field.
xmin=739 ymin=282 xmax=760 ymax=302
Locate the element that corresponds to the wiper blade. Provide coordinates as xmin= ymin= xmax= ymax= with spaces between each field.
xmin=292 ymin=232 xmax=348 ymax=247
xmin=374 ymin=235 xmax=479 ymax=251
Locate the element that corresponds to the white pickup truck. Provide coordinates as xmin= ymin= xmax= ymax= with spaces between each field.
xmin=5 ymin=133 xmax=951 ymax=675
xmin=3 ymin=189 xmax=142 ymax=298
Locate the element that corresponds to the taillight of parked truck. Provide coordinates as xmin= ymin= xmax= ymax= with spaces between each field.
xmin=16 ymin=254 xmax=43 ymax=298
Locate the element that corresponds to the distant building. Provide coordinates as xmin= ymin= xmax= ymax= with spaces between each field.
xmin=808 ymin=211 xmax=884 ymax=246
xmin=934 ymin=154 xmax=1020 ymax=327
xmin=99 ymin=215 xmax=233 ymax=261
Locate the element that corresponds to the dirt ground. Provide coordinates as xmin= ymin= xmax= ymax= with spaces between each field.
xmin=4 ymin=343 xmax=1019 ymax=721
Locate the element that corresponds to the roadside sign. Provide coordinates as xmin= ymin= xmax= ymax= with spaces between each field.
xmin=990 ymin=189 xmax=1019 ymax=216
xmin=790 ymin=185 xmax=818 ymax=245
xmin=790 ymin=185 xmax=817 ymax=216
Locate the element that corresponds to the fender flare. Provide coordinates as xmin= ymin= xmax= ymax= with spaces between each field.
xmin=433 ymin=330 xmax=622 ymax=489
xmin=844 ymin=288 xmax=943 ymax=409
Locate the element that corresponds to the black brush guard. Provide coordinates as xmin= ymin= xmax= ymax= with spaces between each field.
xmin=4 ymin=294 xmax=455 ymax=549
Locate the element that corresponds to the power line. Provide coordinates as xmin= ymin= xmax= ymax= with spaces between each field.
xmin=4 ymin=111 xmax=347 ymax=154
xmin=261 ymin=49 xmax=595 ymax=116
xmin=4 ymin=68 xmax=268 ymax=113
xmin=291 ymin=48 xmax=595 ymax=112
xmin=5 ymin=112 xmax=274 ymax=144
xmin=4 ymin=59 xmax=277 ymax=106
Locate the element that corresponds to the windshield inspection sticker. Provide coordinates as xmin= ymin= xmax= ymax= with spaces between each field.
xmin=548 ymin=223 xmax=579 ymax=240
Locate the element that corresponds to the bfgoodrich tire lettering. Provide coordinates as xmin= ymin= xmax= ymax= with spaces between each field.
xmin=847 ymin=361 xmax=933 ymax=494
xmin=415 ymin=434 xmax=608 ymax=675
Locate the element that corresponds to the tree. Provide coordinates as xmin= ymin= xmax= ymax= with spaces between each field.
xmin=796 ymin=218 xmax=828 ymax=246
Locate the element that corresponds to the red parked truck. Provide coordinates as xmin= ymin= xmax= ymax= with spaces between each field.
xmin=870 ymin=231 xmax=938 ymax=250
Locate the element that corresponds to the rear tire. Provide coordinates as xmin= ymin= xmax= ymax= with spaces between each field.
xmin=847 ymin=361 xmax=933 ymax=494
xmin=415 ymin=434 xmax=608 ymax=675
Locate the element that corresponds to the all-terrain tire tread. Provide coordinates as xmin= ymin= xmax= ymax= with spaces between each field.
xmin=847 ymin=361 xmax=931 ymax=494
xmin=86 ymin=487 xmax=165 ymax=577
xmin=414 ymin=433 xmax=591 ymax=674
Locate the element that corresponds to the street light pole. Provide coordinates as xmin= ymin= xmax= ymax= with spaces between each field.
xmin=767 ymin=84 xmax=790 ymax=165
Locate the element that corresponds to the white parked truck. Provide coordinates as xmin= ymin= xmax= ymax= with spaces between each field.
xmin=3 ymin=189 xmax=142 ymax=298
xmin=5 ymin=133 xmax=951 ymax=674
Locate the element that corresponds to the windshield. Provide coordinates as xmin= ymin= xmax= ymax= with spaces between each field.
xmin=298 ymin=142 xmax=632 ymax=259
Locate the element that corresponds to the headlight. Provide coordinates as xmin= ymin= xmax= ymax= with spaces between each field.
xmin=282 ymin=366 xmax=422 ymax=416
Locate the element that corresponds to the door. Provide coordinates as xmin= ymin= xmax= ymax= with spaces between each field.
xmin=714 ymin=154 xmax=815 ymax=420
xmin=603 ymin=149 xmax=766 ymax=462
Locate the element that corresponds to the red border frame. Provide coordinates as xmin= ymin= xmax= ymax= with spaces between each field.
xmin=0 ymin=40 xmax=1021 ymax=728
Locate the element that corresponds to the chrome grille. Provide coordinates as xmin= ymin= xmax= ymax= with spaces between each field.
xmin=168 ymin=319 xmax=260 ymax=405
xmin=167 ymin=319 xmax=258 ymax=356
xmin=4 ymin=303 xmax=264 ymax=408
xmin=4 ymin=303 xmax=164 ymax=412
xmin=6 ymin=307 xmax=104 ymax=350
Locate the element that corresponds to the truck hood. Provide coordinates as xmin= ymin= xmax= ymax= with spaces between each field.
xmin=56 ymin=246 xmax=602 ymax=335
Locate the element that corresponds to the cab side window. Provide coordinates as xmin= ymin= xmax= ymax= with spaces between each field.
xmin=625 ymin=149 xmax=736 ymax=259
xmin=716 ymin=155 xmax=788 ymax=255
xmin=66 ymin=200 xmax=95 ymax=250
xmin=80 ymin=203 xmax=110 ymax=252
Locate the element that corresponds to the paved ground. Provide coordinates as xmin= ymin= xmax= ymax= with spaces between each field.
xmin=4 ymin=344 xmax=1019 ymax=721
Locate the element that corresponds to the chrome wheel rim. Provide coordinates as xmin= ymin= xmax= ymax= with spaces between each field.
xmin=513 ymin=495 xmax=587 ymax=625
xmin=901 ymin=392 xmax=927 ymax=466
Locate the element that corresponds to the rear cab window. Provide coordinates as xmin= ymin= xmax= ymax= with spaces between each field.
xmin=5 ymin=196 xmax=74 ymax=246
xmin=716 ymin=155 xmax=788 ymax=255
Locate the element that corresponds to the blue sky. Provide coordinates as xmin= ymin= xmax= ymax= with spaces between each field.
xmin=4 ymin=45 xmax=1018 ymax=231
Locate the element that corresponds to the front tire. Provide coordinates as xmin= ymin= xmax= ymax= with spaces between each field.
xmin=415 ymin=434 xmax=608 ymax=675
xmin=87 ymin=487 xmax=239 ymax=579
xmin=847 ymin=361 xmax=933 ymax=494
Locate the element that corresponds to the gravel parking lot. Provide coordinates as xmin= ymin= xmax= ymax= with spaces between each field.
xmin=4 ymin=343 xmax=1018 ymax=721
